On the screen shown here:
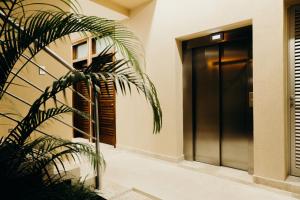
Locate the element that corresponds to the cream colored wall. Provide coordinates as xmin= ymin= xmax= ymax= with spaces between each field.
xmin=77 ymin=0 xmax=127 ymax=20
xmin=71 ymin=0 xmax=126 ymax=41
xmin=117 ymin=0 xmax=289 ymax=180
xmin=252 ymin=0 xmax=287 ymax=180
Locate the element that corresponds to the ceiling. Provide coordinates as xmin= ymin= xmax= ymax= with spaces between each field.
xmin=92 ymin=0 xmax=152 ymax=16
xmin=110 ymin=0 xmax=152 ymax=10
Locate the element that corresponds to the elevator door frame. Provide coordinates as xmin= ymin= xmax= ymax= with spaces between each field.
xmin=183 ymin=26 xmax=253 ymax=172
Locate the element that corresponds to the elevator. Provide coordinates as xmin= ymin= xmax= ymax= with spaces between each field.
xmin=183 ymin=26 xmax=253 ymax=172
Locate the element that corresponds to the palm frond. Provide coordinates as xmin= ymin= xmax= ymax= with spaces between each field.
xmin=23 ymin=51 xmax=160 ymax=138
xmin=6 ymin=105 xmax=74 ymax=144
xmin=23 ymin=136 xmax=105 ymax=176
xmin=0 ymin=11 xmax=143 ymax=98
xmin=0 ymin=0 xmax=80 ymax=20
xmin=0 ymin=135 xmax=104 ymax=200
xmin=88 ymin=50 xmax=162 ymax=133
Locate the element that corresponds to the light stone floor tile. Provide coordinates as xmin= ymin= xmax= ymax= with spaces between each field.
xmin=98 ymin=180 xmax=131 ymax=199
xmin=99 ymin=144 xmax=300 ymax=200
xmin=110 ymin=190 xmax=156 ymax=200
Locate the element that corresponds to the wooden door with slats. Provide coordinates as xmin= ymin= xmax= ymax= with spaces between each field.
xmin=73 ymin=80 xmax=91 ymax=139
xmin=72 ymin=37 xmax=116 ymax=147
xmin=93 ymin=80 xmax=116 ymax=147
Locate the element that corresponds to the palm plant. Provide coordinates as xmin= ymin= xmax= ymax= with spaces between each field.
xmin=0 ymin=0 xmax=162 ymax=199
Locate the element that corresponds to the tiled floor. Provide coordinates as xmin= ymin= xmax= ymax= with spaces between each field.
xmin=98 ymin=181 xmax=158 ymax=200
xmin=100 ymin=144 xmax=300 ymax=200
xmin=109 ymin=189 xmax=158 ymax=200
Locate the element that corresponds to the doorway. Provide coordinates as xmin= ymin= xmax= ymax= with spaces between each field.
xmin=183 ymin=26 xmax=253 ymax=172
xmin=71 ymin=37 xmax=117 ymax=147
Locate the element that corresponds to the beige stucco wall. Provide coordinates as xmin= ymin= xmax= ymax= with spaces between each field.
xmin=115 ymin=0 xmax=289 ymax=181
xmin=253 ymin=0 xmax=287 ymax=180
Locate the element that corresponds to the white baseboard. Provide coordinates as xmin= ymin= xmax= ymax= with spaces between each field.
xmin=116 ymin=144 xmax=184 ymax=163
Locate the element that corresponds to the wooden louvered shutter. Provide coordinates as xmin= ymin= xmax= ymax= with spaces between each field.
xmin=92 ymin=80 xmax=116 ymax=147
xmin=72 ymin=39 xmax=91 ymax=139
xmin=73 ymin=81 xmax=91 ymax=139
xmin=291 ymin=6 xmax=300 ymax=176
xmin=72 ymin=37 xmax=116 ymax=146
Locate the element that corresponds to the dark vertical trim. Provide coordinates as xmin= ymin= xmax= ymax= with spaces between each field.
xmin=182 ymin=45 xmax=194 ymax=160
xmin=192 ymin=48 xmax=196 ymax=161
xmin=219 ymin=44 xmax=223 ymax=166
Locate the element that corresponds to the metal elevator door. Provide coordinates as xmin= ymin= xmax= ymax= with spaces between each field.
xmin=193 ymin=40 xmax=252 ymax=171
xmin=193 ymin=46 xmax=220 ymax=165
